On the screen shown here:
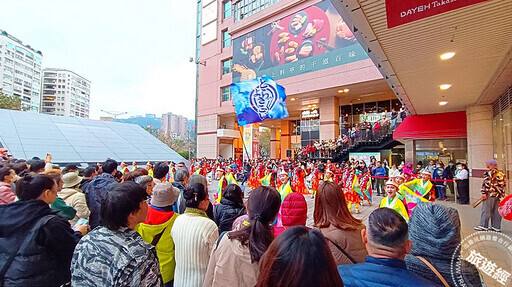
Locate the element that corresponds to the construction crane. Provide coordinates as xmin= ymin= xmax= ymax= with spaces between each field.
xmin=101 ymin=110 xmax=127 ymax=119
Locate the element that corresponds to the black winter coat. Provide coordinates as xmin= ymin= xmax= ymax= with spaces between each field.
xmin=0 ymin=200 xmax=82 ymax=286
xmin=213 ymin=198 xmax=246 ymax=233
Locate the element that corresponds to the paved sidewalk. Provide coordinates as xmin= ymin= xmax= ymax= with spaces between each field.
xmin=210 ymin=182 xmax=511 ymax=286
xmin=209 ymin=181 xmax=510 ymax=237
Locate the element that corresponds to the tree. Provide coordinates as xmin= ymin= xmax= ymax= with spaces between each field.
xmin=259 ymin=128 xmax=270 ymax=158
xmin=0 ymin=89 xmax=21 ymax=110
xmin=156 ymin=133 xmax=196 ymax=160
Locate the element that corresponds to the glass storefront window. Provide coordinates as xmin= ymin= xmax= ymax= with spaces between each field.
xmin=414 ymin=139 xmax=467 ymax=165
xmin=492 ymin=89 xmax=511 ymax=195
xmin=300 ymin=118 xmax=319 ymax=147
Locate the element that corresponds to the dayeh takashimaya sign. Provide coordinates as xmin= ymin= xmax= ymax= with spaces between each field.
xmin=386 ymin=0 xmax=493 ymax=28
xmin=232 ymin=1 xmax=368 ymax=83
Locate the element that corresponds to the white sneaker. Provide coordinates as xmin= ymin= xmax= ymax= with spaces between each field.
xmin=490 ymin=227 xmax=501 ymax=232
xmin=474 ymin=226 xmax=488 ymax=231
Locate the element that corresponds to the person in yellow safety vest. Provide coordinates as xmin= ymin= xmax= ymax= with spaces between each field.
xmin=225 ymin=166 xmax=239 ymax=186
xmin=120 ymin=162 xmax=130 ymax=174
xmin=146 ymin=162 xmax=154 ymax=177
xmin=380 ymin=180 xmax=409 ymax=222
xmin=131 ymin=161 xmax=138 ymax=171
xmin=324 ymin=169 xmax=335 ymax=183
xmin=216 ymin=166 xmax=228 ymax=204
xmin=277 ymin=169 xmax=293 ymax=202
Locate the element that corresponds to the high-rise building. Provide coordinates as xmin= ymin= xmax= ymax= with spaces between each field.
xmin=41 ymin=68 xmax=91 ymax=118
xmin=161 ymin=113 xmax=189 ymax=139
xmin=0 ymin=29 xmax=43 ymax=112
xmin=195 ymin=0 xmax=397 ymax=159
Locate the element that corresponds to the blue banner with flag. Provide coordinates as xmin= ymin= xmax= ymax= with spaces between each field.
xmin=231 ymin=76 xmax=289 ymax=126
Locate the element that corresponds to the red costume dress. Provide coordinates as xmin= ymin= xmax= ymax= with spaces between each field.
xmin=291 ymin=167 xmax=309 ymax=194
xmin=343 ymin=170 xmax=360 ymax=205
xmin=247 ymin=167 xmax=261 ymax=188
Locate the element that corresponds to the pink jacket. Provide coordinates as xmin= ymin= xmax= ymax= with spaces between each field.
xmin=0 ymin=182 xmax=16 ymax=205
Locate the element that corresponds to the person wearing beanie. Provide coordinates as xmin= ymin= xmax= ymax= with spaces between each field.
xmin=273 ymin=192 xmax=308 ymax=237
xmin=136 ymin=176 xmax=180 ymax=287
xmin=380 ymin=180 xmax=409 ymax=221
xmin=405 ymin=203 xmax=482 ymax=286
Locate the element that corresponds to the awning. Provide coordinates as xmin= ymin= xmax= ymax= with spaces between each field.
xmin=393 ymin=111 xmax=467 ymax=140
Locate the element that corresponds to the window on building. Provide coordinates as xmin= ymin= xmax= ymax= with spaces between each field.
xmin=233 ymin=0 xmax=280 ymax=22
xmin=222 ymin=30 xmax=231 ymax=48
xmin=221 ymin=58 xmax=232 ymax=75
xmin=223 ymin=1 xmax=232 ymax=19
xmin=221 ymin=86 xmax=231 ymax=102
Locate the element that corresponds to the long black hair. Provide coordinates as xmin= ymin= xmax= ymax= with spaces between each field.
xmin=228 ymin=185 xmax=281 ymax=262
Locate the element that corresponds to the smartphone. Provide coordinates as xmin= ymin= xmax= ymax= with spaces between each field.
xmin=73 ymin=218 xmax=89 ymax=229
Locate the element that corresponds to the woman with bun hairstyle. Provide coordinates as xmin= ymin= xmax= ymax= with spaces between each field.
xmin=0 ymin=174 xmax=87 ymax=286
xmin=171 ymin=183 xmax=219 ymax=287
xmin=204 ymin=186 xmax=281 ymax=287
xmin=256 ymin=226 xmax=343 ymax=287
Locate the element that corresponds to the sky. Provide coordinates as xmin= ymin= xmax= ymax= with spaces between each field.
xmin=0 ymin=0 xmax=197 ymax=120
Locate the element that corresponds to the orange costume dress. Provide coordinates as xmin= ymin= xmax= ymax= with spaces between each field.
xmin=292 ymin=167 xmax=309 ymax=194
xmin=247 ymin=167 xmax=261 ymax=189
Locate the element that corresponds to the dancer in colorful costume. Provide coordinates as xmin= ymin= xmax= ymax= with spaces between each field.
xmin=324 ymin=169 xmax=335 ymax=183
xmin=215 ymin=167 xmax=228 ymax=204
xmin=146 ymin=162 xmax=154 ymax=177
xmin=275 ymin=169 xmax=293 ymax=227
xmin=225 ymin=166 xmax=239 ymax=186
xmin=380 ymin=180 xmax=409 ymax=221
xmin=401 ymin=170 xmax=433 ymax=215
xmin=277 ymin=169 xmax=293 ymax=202
xmin=247 ymin=166 xmax=261 ymax=189
xmin=310 ymin=165 xmax=323 ymax=197
xmin=358 ymin=170 xmax=373 ymax=205
xmin=259 ymin=166 xmax=275 ymax=188
xmin=343 ymin=168 xmax=360 ymax=214
xmin=291 ymin=166 xmax=309 ymax=194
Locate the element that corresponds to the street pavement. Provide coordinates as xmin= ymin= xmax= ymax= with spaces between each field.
xmin=208 ymin=181 xmax=511 ymax=286
xmin=208 ymin=180 xmax=510 ymax=237
xmin=209 ymin=181 xmax=511 ymax=286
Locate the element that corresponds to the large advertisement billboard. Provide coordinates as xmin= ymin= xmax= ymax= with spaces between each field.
xmin=232 ymin=1 xmax=369 ymax=82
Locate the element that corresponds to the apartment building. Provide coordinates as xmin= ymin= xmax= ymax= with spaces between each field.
xmin=41 ymin=68 xmax=91 ymax=118
xmin=0 ymin=29 xmax=43 ymax=112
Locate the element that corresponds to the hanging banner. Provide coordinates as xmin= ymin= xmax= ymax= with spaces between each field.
xmin=386 ymin=0 xmax=493 ymax=28
xmin=243 ymin=124 xmax=253 ymax=161
xmin=242 ymin=124 xmax=259 ymax=161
